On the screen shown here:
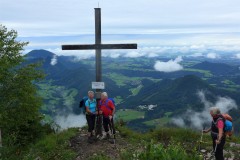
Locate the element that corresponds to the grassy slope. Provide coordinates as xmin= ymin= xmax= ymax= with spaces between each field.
xmin=143 ymin=112 xmax=173 ymax=127
xmin=37 ymin=81 xmax=78 ymax=122
xmin=183 ymin=68 xmax=213 ymax=77
xmin=117 ymin=109 xmax=145 ymax=121
xmin=20 ymin=127 xmax=240 ymax=160
xmin=143 ymin=117 xmax=170 ymax=127
xmin=5 ymin=128 xmax=78 ymax=160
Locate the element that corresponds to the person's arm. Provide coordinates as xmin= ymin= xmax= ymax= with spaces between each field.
xmin=108 ymin=101 xmax=115 ymax=120
xmin=109 ymin=101 xmax=115 ymax=115
xmin=216 ymin=120 xmax=224 ymax=144
xmin=112 ymin=105 xmax=115 ymax=115
xmin=111 ymin=102 xmax=116 ymax=115
xmin=85 ymin=107 xmax=91 ymax=114
xmin=85 ymin=101 xmax=92 ymax=114
xmin=203 ymin=127 xmax=211 ymax=133
xmin=216 ymin=128 xmax=223 ymax=144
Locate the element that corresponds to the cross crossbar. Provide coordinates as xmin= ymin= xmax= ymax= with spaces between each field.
xmin=62 ymin=44 xmax=137 ymax=50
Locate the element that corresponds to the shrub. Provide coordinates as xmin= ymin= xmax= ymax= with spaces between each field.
xmin=22 ymin=128 xmax=78 ymax=160
xmin=121 ymin=141 xmax=201 ymax=160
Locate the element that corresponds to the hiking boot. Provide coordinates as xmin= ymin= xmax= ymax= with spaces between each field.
xmin=103 ymin=133 xmax=110 ymax=140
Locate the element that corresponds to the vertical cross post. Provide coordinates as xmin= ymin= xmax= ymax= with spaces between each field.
xmin=94 ymin=8 xmax=102 ymax=136
xmin=95 ymin=8 xmax=102 ymax=97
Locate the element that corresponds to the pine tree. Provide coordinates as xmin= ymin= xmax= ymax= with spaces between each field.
xmin=0 ymin=25 xmax=45 ymax=156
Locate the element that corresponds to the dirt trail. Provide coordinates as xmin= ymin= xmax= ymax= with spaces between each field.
xmin=69 ymin=129 xmax=132 ymax=160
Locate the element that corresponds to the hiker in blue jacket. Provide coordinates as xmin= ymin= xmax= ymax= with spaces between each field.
xmin=85 ymin=91 xmax=97 ymax=143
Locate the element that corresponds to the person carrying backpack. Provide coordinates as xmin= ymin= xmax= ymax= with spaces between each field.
xmin=85 ymin=91 xmax=97 ymax=143
xmin=99 ymin=92 xmax=115 ymax=140
xmin=203 ymin=107 xmax=226 ymax=160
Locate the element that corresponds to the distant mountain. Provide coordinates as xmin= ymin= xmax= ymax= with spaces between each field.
xmin=123 ymin=75 xmax=212 ymax=109
xmin=26 ymin=49 xmax=55 ymax=59
xmin=122 ymin=75 xmax=240 ymax=121
xmin=192 ymin=61 xmax=239 ymax=75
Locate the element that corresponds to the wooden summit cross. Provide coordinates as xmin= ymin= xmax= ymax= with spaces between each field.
xmin=62 ymin=8 xmax=137 ymax=97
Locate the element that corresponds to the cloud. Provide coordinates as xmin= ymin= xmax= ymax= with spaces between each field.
xmin=22 ymin=36 xmax=240 ymax=60
xmin=172 ymin=118 xmax=185 ymax=128
xmin=20 ymin=33 xmax=240 ymax=59
xmin=54 ymin=114 xmax=86 ymax=131
xmin=235 ymin=53 xmax=240 ymax=59
xmin=50 ymin=55 xmax=57 ymax=65
xmin=47 ymin=48 xmax=95 ymax=60
xmin=109 ymin=53 xmax=121 ymax=58
xmin=172 ymin=90 xmax=238 ymax=130
xmin=206 ymin=52 xmax=220 ymax=59
xmin=2 ymin=0 xmax=240 ymax=37
xmin=154 ymin=56 xmax=184 ymax=72
xmin=148 ymin=52 xmax=159 ymax=58
xmin=189 ymin=52 xmax=204 ymax=57
xmin=123 ymin=51 xmax=144 ymax=58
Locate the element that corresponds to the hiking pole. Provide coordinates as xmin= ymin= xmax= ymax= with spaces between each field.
xmin=210 ymin=143 xmax=218 ymax=160
xmin=95 ymin=110 xmax=99 ymax=137
xmin=214 ymin=143 xmax=218 ymax=154
xmin=111 ymin=118 xmax=116 ymax=148
xmin=109 ymin=118 xmax=116 ymax=148
xmin=95 ymin=106 xmax=102 ymax=138
xmin=198 ymin=127 xmax=205 ymax=153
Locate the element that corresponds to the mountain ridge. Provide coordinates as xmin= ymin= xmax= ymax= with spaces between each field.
xmin=25 ymin=49 xmax=240 ymax=133
xmin=26 ymin=49 xmax=56 ymax=59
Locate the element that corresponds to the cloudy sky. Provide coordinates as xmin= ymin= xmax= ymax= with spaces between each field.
xmin=1 ymin=0 xmax=240 ymax=59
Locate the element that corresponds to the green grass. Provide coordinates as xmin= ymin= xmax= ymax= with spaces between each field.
xmin=105 ymin=73 xmax=141 ymax=86
xmin=63 ymin=88 xmax=78 ymax=107
xmin=23 ymin=128 xmax=78 ymax=160
xmin=117 ymin=109 xmax=145 ymax=121
xmin=181 ymin=61 xmax=201 ymax=67
xmin=164 ymin=112 xmax=173 ymax=117
xmin=105 ymin=63 xmax=131 ymax=70
xmin=37 ymin=81 xmax=79 ymax=121
xmin=143 ymin=117 xmax=170 ymax=127
xmin=222 ymin=79 xmax=235 ymax=85
xmin=121 ymin=141 xmax=201 ymax=160
xmin=104 ymin=61 xmax=153 ymax=72
xmin=219 ymin=87 xmax=240 ymax=92
xmin=129 ymin=85 xmax=143 ymax=96
xmin=184 ymin=68 xmax=213 ymax=77
xmin=220 ymin=80 xmax=240 ymax=91
xmin=18 ymin=126 xmax=240 ymax=160
xmin=114 ymin=96 xmax=124 ymax=105
xmin=117 ymin=127 xmax=207 ymax=159
xmin=105 ymin=73 xmax=160 ymax=88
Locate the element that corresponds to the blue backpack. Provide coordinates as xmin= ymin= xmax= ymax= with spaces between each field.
xmin=79 ymin=97 xmax=88 ymax=114
xmin=224 ymin=120 xmax=232 ymax=132
xmin=222 ymin=114 xmax=233 ymax=136
xmin=100 ymin=98 xmax=116 ymax=111
xmin=108 ymin=98 xmax=116 ymax=106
